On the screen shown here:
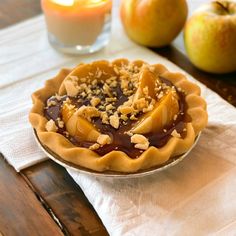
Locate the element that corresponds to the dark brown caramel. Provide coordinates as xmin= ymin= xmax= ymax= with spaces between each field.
xmin=44 ymin=79 xmax=188 ymax=159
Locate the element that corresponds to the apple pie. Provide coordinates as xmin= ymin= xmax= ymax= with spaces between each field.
xmin=29 ymin=59 xmax=208 ymax=172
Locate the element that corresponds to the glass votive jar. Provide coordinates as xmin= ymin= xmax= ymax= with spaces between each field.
xmin=41 ymin=0 xmax=112 ymax=54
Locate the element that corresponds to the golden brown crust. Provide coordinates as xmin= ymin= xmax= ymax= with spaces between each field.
xmin=29 ymin=59 xmax=208 ymax=173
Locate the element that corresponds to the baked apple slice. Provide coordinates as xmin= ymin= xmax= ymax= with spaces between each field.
xmin=132 ymin=90 xmax=179 ymax=134
xmin=61 ymin=102 xmax=101 ymax=142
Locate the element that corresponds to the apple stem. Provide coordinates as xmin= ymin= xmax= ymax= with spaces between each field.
xmin=213 ymin=1 xmax=229 ymax=14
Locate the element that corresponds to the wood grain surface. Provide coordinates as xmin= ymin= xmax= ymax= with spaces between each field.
xmin=22 ymin=161 xmax=109 ymax=236
xmin=0 ymin=0 xmax=41 ymax=29
xmin=0 ymin=157 xmax=63 ymax=236
xmin=0 ymin=1 xmax=236 ymax=236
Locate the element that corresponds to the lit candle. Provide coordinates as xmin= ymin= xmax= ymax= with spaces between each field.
xmin=41 ymin=0 xmax=112 ymax=54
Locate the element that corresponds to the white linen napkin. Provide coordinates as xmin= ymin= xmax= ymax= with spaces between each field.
xmin=1 ymin=6 xmax=236 ymax=235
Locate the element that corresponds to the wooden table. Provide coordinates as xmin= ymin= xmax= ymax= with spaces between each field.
xmin=0 ymin=1 xmax=235 ymax=236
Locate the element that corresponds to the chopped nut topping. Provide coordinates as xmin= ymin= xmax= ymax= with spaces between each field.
xmin=150 ymin=99 xmax=156 ymax=105
xmin=120 ymin=114 xmax=128 ymax=121
xmin=109 ymin=80 xmax=117 ymax=87
xmin=157 ymin=91 xmax=164 ymax=100
xmin=105 ymin=97 xmax=117 ymax=103
xmin=131 ymin=134 xmax=148 ymax=144
xmin=65 ymin=97 xmax=71 ymax=103
xmin=130 ymin=114 xmax=138 ymax=120
xmin=120 ymin=69 xmax=130 ymax=78
xmin=56 ymin=118 xmax=64 ymax=128
xmin=45 ymin=119 xmax=58 ymax=132
xmin=121 ymin=79 xmax=129 ymax=90
xmin=106 ymin=104 xmax=114 ymax=111
xmin=109 ymin=114 xmax=119 ymax=129
xmin=114 ymin=67 xmax=119 ymax=75
xmin=91 ymin=79 xmax=98 ymax=86
xmin=89 ymin=143 xmax=100 ymax=150
xmin=171 ymin=130 xmax=181 ymax=138
xmin=99 ymin=105 xmax=105 ymax=111
xmin=76 ymin=105 xmax=100 ymax=121
xmin=63 ymin=131 xmax=69 ymax=138
xmin=131 ymin=134 xmax=149 ymax=150
xmin=134 ymin=143 xmax=149 ymax=150
xmin=103 ymin=83 xmax=112 ymax=97
xmin=80 ymin=83 xmax=87 ymax=91
xmin=134 ymin=98 xmax=148 ymax=110
xmin=125 ymin=131 xmax=133 ymax=136
xmin=101 ymin=112 xmax=109 ymax=124
xmin=64 ymin=103 xmax=75 ymax=111
xmin=64 ymin=80 xmax=79 ymax=97
xmin=90 ymin=97 xmax=101 ymax=107
xmin=95 ymin=89 xmax=101 ymax=95
xmin=106 ymin=76 xmax=116 ymax=83
xmin=118 ymin=106 xmax=134 ymax=115
xmin=97 ymin=134 xmax=111 ymax=146
xmin=47 ymin=100 xmax=57 ymax=107
xmin=155 ymin=86 xmax=162 ymax=92
xmin=143 ymin=104 xmax=154 ymax=113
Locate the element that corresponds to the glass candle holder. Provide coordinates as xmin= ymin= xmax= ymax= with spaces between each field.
xmin=41 ymin=0 xmax=112 ymax=54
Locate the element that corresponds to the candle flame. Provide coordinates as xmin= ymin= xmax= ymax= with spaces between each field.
xmin=51 ymin=0 xmax=109 ymax=7
xmin=89 ymin=0 xmax=106 ymax=4
xmin=51 ymin=0 xmax=74 ymax=6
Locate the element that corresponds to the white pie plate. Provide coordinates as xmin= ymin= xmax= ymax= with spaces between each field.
xmin=34 ymin=129 xmax=201 ymax=179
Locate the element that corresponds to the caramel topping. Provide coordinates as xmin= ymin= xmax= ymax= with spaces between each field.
xmin=44 ymin=62 xmax=188 ymax=158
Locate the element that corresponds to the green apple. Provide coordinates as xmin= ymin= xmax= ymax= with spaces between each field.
xmin=184 ymin=1 xmax=236 ymax=74
xmin=120 ymin=0 xmax=188 ymax=47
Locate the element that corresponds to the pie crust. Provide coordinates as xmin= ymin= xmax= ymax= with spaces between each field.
xmin=29 ymin=59 xmax=208 ymax=173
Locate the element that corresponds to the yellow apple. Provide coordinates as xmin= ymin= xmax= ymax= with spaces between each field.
xmin=120 ymin=0 xmax=188 ymax=47
xmin=184 ymin=1 xmax=236 ymax=74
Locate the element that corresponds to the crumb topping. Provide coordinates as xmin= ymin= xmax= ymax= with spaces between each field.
xmin=171 ymin=129 xmax=181 ymax=138
xmin=75 ymin=105 xmax=100 ymax=122
xmin=109 ymin=114 xmax=120 ymax=129
xmin=90 ymin=97 xmax=101 ymax=107
xmin=131 ymin=134 xmax=150 ymax=150
xmin=89 ymin=143 xmax=100 ymax=150
xmin=45 ymin=119 xmax=58 ymax=132
xmin=56 ymin=118 xmax=64 ymax=128
xmin=97 ymin=134 xmax=112 ymax=146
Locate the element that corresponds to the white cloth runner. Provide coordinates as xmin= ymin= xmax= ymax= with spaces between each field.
xmin=1 ymin=7 xmax=236 ymax=235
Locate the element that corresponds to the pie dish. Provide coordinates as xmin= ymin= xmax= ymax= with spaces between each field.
xmin=29 ymin=59 xmax=208 ymax=173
